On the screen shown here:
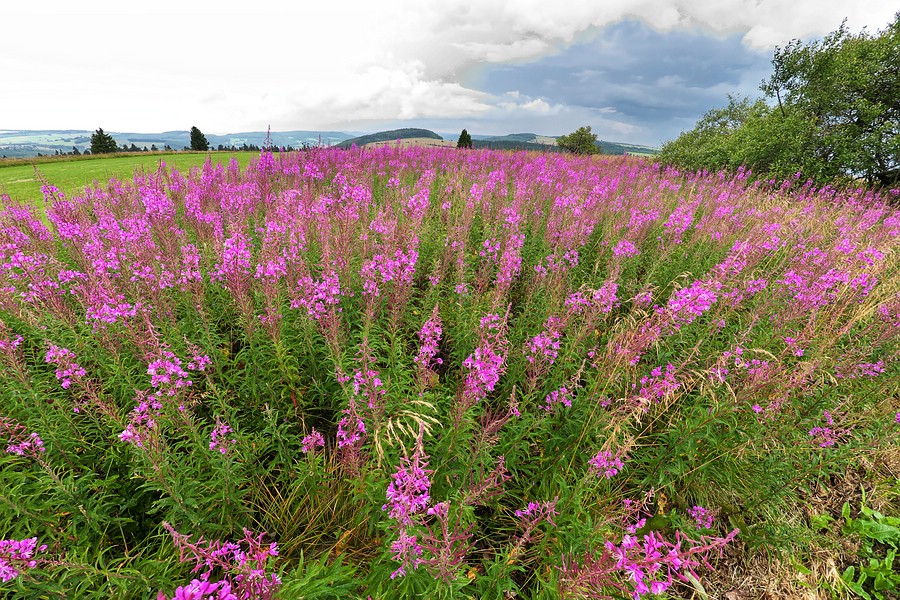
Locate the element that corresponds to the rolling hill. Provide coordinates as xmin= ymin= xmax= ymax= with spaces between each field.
xmin=334 ymin=128 xmax=443 ymax=149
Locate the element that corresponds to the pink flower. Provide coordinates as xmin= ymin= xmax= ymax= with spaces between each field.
xmin=209 ymin=417 xmax=236 ymax=455
xmin=688 ymin=505 xmax=716 ymax=529
xmin=301 ymin=428 xmax=325 ymax=454
xmin=589 ymin=450 xmax=625 ymax=479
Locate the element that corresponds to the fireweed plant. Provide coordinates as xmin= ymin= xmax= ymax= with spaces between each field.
xmin=0 ymin=147 xmax=897 ymax=598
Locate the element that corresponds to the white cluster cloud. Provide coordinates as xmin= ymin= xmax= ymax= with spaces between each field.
xmin=1 ymin=0 xmax=895 ymax=133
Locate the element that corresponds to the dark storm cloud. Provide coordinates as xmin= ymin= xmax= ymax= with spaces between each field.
xmin=470 ymin=20 xmax=773 ymax=144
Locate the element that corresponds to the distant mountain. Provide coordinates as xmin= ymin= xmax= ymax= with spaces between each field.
xmin=472 ymin=139 xmax=562 ymax=152
xmin=335 ymin=128 xmax=443 ymax=149
xmin=473 ymin=132 xmax=658 ymax=156
xmin=0 ymin=128 xmax=658 ymax=159
xmin=0 ymin=129 xmax=354 ymax=158
xmin=596 ymin=140 xmax=660 ymax=156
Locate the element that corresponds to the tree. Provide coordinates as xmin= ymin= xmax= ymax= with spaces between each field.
xmin=90 ymin=128 xmax=117 ymax=154
xmin=557 ymin=126 xmax=598 ymax=155
xmin=660 ymin=96 xmax=820 ymax=180
xmin=457 ymin=128 xmax=473 ymax=149
xmin=190 ymin=126 xmax=209 ymax=151
xmin=762 ymin=15 xmax=900 ymax=186
xmin=662 ymin=13 xmax=900 ymax=187
xmin=72 ymin=146 xmax=81 ymax=156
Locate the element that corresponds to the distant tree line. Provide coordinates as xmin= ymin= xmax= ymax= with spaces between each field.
xmin=660 ymin=13 xmax=900 ymax=188
xmin=74 ymin=126 xmax=309 ymax=157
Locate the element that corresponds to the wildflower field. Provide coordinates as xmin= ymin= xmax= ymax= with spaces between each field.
xmin=0 ymin=147 xmax=897 ymax=598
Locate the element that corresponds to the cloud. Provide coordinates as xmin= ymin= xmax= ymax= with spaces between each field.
xmin=468 ymin=20 xmax=775 ymax=144
xmin=1 ymin=0 xmax=895 ymax=135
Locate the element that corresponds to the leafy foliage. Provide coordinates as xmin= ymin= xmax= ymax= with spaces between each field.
xmin=557 ymin=125 xmax=599 ymax=155
xmin=662 ymin=13 xmax=900 ymax=187
xmin=836 ymin=499 xmax=900 ymax=599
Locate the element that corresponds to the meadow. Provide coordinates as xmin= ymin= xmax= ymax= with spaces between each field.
xmin=0 ymin=147 xmax=897 ymax=599
xmin=0 ymin=152 xmax=256 ymax=206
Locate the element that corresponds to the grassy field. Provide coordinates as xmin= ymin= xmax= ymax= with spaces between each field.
xmin=0 ymin=152 xmax=256 ymax=204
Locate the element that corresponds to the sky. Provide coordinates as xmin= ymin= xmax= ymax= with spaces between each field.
xmin=2 ymin=1 xmax=895 ymax=147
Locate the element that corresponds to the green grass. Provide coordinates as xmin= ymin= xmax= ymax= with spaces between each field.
xmin=0 ymin=152 xmax=257 ymax=204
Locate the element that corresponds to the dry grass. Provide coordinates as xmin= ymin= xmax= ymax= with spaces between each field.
xmin=668 ymin=447 xmax=900 ymax=599
xmin=250 ymin=452 xmax=381 ymax=566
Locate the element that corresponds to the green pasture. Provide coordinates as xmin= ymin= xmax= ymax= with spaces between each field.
xmin=0 ymin=152 xmax=256 ymax=205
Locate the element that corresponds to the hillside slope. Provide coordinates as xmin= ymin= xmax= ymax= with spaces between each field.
xmin=335 ymin=128 xmax=443 ymax=149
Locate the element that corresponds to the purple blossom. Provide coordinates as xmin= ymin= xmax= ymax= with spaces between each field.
xmin=209 ymin=417 xmax=236 ymax=455
xmin=45 ymin=344 xmax=87 ymax=389
xmin=589 ymin=450 xmax=625 ymax=479
xmin=836 ymin=360 xmax=885 ymax=379
xmin=383 ymin=437 xmax=433 ymax=527
xmin=352 ymin=368 xmax=385 ymax=410
xmin=634 ymin=363 xmax=680 ymax=405
xmin=462 ymin=346 xmax=505 ymax=401
xmin=515 ymin=498 xmax=559 ymax=526
xmin=512 ymin=497 xmax=559 ymax=552
xmin=6 ymin=432 xmax=45 ymax=457
xmin=525 ymin=316 xmax=562 ymax=366
xmin=783 ymin=337 xmax=804 ymax=357
xmin=301 ymin=428 xmax=325 ymax=454
xmin=119 ymin=391 xmax=160 ymax=448
xmin=336 ymin=412 xmax=366 ymax=449
xmin=688 ymin=505 xmax=716 ymax=529
xmin=147 ymin=351 xmax=193 ymax=395
xmin=809 ymin=410 xmax=846 ymax=448
xmin=163 ymin=523 xmax=280 ymax=600
xmin=210 ymin=233 xmax=253 ymax=285
xmin=187 ymin=354 xmax=211 ymax=372
xmin=388 ymin=530 xmax=424 ymax=579
xmin=542 ymin=386 xmax=573 ymax=413
xmin=0 ymin=537 xmax=47 ymax=582
xmin=414 ymin=304 xmax=443 ymax=374
xmin=664 ymin=279 xmax=720 ymax=330
xmin=462 ymin=312 xmax=508 ymax=403
xmin=613 ymin=239 xmax=639 ymax=258
xmin=168 ymin=579 xmax=236 ymax=600
xmin=0 ymin=416 xmax=45 ymax=460
xmin=291 ymin=270 xmax=342 ymax=322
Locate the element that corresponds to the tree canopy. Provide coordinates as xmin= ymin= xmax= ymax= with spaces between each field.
xmin=90 ymin=128 xmax=117 ymax=154
xmin=190 ymin=127 xmax=209 ymax=151
xmin=557 ymin=126 xmax=598 ymax=155
xmin=661 ymin=13 xmax=900 ymax=187
xmin=457 ymin=129 xmax=473 ymax=149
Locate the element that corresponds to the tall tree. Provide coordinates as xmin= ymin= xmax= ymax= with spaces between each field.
xmin=90 ymin=128 xmax=117 ymax=154
xmin=190 ymin=126 xmax=209 ymax=151
xmin=761 ymin=15 xmax=900 ymax=186
xmin=457 ymin=128 xmax=473 ymax=149
xmin=662 ymin=13 xmax=900 ymax=187
xmin=557 ymin=126 xmax=599 ymax=155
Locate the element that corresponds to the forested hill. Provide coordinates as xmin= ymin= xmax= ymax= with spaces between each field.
xmin=335 ymin=128 xmax=443 ymax=148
